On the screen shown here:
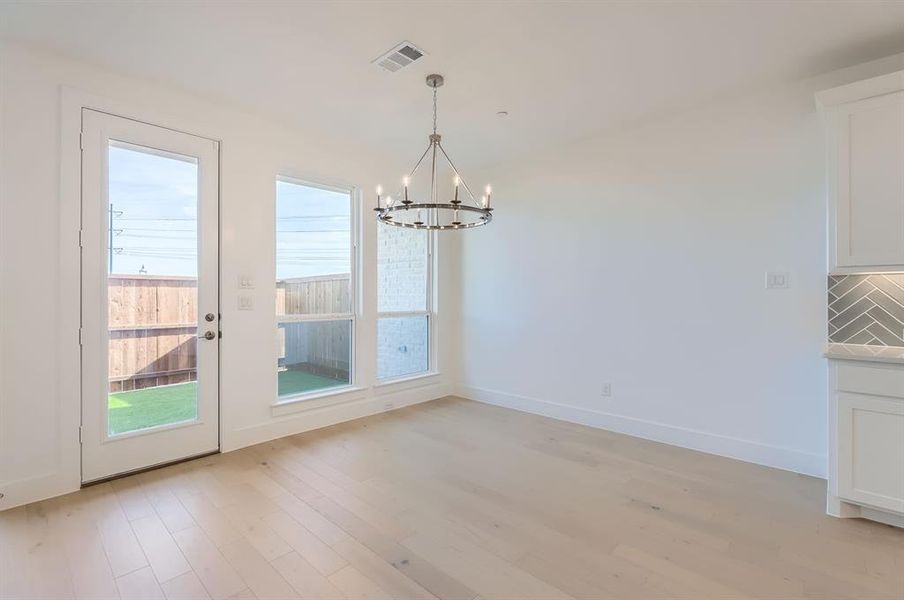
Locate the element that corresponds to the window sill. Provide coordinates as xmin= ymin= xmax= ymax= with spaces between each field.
xmin=269 ymin=372 xmax=443 ymax=417
xmin=271 ymin=385 xmax=368 ymax=416
xmin=373 ymin=371 xmax=441 ymax=393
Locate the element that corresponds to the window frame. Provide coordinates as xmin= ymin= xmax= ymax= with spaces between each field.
xmin=376 ymin=225 xmax=436 ymax=383
xmin=274 ymin=175 xmax=360 ymax=404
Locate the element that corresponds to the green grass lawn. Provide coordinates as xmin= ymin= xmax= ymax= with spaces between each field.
xmin=108 ymin=370 xmax=346 ymax=435
xmin=277 ymin=369 xmax=346 ymax=398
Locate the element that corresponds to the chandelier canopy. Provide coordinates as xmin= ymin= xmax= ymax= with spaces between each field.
xmin=375 ymin=74 xmax=492 ymax=231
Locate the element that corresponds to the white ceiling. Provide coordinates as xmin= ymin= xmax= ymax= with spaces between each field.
xmin=2 ymin=1 xmax=904 ymax=169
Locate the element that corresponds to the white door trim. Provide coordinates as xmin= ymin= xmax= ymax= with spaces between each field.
xmin=79 ymin=108 xmax=220 ymax=482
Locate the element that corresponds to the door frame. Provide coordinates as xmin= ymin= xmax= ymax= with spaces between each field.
xmin=60 ymin=88 xmax=223 ymax=486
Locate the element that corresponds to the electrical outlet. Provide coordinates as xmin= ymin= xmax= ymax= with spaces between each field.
xmin=601 ymin=383 xmax=612 ymax=397
xmin=237 ymin=294 xmax=254 ymax=310
xmin=238 ymin=275 xmax=255 ymax=289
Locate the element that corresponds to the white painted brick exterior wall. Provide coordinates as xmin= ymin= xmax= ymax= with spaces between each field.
xmin=377 ymin=225 xmax=429 ymax=378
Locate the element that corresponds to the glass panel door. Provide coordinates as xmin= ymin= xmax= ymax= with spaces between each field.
xmin=81 ymin=109 xmax=219 ymax=482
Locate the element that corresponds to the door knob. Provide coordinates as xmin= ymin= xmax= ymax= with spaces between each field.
xmin=200 ymin=331 xmax=216 ymax=340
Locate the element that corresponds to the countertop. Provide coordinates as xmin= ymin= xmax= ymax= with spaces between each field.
xmin=824 ymin=343 xmax=904 ymax=365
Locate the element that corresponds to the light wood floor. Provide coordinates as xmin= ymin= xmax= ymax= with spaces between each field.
xmin=2 ymin=397 xmax=902 ymax=600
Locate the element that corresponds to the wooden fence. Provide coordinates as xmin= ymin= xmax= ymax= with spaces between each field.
xmin=276 ymin=274 xmax=351 ymax=316
xmin=108 ymin=275 xmax=198 ymax=392
xmin=108 ymin=274 xmax=349 ymax=391
xmin=276 ymin=274 xmax=351 ymax=380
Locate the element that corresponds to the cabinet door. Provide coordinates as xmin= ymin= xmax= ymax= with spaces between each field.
xmin=833 ymin=91 xmax=904 ymax=269
xmin=837 ymin=391 xmax=904 ymax=513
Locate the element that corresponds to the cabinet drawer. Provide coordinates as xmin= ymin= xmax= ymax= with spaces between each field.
xmin=837 ymin=363 xmax=904 ymax=398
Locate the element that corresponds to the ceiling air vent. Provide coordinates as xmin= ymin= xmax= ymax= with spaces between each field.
xmin=373 ymin=41 xmax=425 ymax=73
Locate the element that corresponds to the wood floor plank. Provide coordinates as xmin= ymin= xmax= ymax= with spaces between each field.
xmin=176 ymin=491 xmax=244 ymax=548
xmin=402 ymin=530 xmax=572 ymax=600
xmin=49 ymin=494 xmax=120 ymax=600
xmin=331 ymin=537 xmax=439 ymax=600
xmin=219 ymin=538 xmax=300 ymax=600
xmin=93 ymin=485 xmax=152 ymax=578
xmin=613 ymin=543 xmax=752 ymax=599
xmin=111 ymin=477 xmax=157 ymax=522
xmin=137 ymin=471 xmax=198 ymax=534
xmin=262 ymin=509 xmax=347 ymax=575
xmin=328 ymin=565 xmax=392 ymax=600
xmin=271 ymin=551 xmax=347 ymax=599
xmin=296 ymin=492 xmax=477 ymax=600
xmin=17 ymin=502 xmax=77 ymax=600
xmin=116 ymin=566 xmax=165 ymax=600
xmin=0 ymin=506 xmax=32 ymax=599
xmin=219 ymin=504 xmax=292 ymax=562
xmin=249 ymin=462 xmax=351 ymax=546
xmin=172 ymin=525 xmax=247 ymax=599
xmin=160 ymin=571 xmax=211 ymax=600
xmin=130 ymin=514 xmax=193 ymax=583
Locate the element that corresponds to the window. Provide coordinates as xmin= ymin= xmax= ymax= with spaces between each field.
xmin=377 ymin=224 xmax=432 ymax=380
xmin=107 ymin=141 xmax=201 ymax=434
xmin=276 ymin=178 xmax=355 ymax=400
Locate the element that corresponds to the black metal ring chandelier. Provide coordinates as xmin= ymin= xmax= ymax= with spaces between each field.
xmin=375 ymin=74 xmax=493 ymax=231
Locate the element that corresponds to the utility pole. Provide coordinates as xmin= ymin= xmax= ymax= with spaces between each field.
xmin=108 ymin=205 xmax=123 ymax=272
xmin=109 ymin=203 xmax=114 ymax=272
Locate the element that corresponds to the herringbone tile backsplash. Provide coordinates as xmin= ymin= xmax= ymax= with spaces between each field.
xmin=828 ymin=273 xmax=904 ymax=347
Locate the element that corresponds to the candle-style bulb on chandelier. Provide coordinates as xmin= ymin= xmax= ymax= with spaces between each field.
xmin=374 ymin=74 xmax=493 ymax=230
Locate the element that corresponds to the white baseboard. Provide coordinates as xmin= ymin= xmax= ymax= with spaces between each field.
xmin=457 ymin=385 xmax=827 ymax=478
xmin=828 ymin=494 xmax=904 ymax=528
xmin=0 ymin=470 xmax=81 ymax=512
xmin=224 ymin=382 xmax=453 ymax=452
xmin=861 ymin=506 xmax=904 ymax=528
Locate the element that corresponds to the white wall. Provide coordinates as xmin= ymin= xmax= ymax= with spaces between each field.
xmin=0 ymin=43 xmax=457 ymax=509
xmin=457 ymin=53 xmax=904 ymax=478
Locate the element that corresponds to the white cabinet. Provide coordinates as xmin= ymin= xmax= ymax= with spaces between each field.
xmin=837 ymin=392 xmax=904 ymax=513
xmin=818 ymin=71 xmax=904 ymax=271
xmin=828 ymin=361 xmax=904 ymax=525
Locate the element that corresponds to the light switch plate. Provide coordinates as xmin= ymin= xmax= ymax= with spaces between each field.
xmin=765 ymin=271 xmax=790 ymax=289
xmin=238 ymin=275 xmax=255 ymax=289
xmin=238 ymin=294 xmax=254 ymax=310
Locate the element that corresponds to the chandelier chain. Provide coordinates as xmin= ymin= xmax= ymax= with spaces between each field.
xmin=432 ymin=84 xmax=438 ymax=134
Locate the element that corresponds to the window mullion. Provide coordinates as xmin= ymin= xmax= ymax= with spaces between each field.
xmin=278 ymin=313 xmax=355 ymax=323
xmin=376 ymin=311 xmax=429 ymax=319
